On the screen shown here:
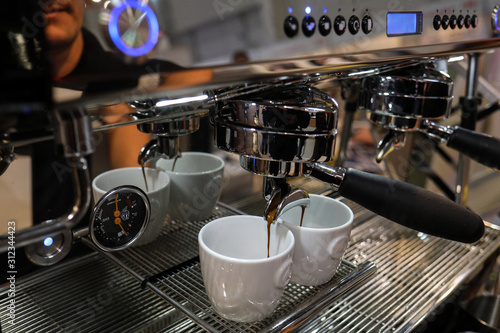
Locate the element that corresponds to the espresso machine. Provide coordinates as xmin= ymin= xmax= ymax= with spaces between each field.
xmin=1 ymin=0 xmax=500 ymax=332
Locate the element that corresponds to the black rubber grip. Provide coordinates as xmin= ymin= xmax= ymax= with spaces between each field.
xmin=447 ymin=127 xmax=500 ymax=170
xmin=338 ymin=168 xmax=484 ymax=243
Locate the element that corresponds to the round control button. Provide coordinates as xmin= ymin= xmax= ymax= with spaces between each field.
xmin=449 ymin=15 xmax=457 ymax=29
xmin=349 ymin=15 xmax=360 ymax=35
xmin=433 ymin=15 xmax=442 ymax=30
xmin=457 ymin=15 xmax=464 ymax=29
xmin=284 ymin=15 xmax=299 ymax=37
xmin=464 ymin=15 xmax=472 ymax=28
xmin=472 ymin=14 xmax=478 ymax=28
xmin=362 ymin=15 xmax=373 ymax=34
xmin=319 ymin=15 xmax=332 ymax=36
xmin=442 ymin=15 xmax=450 ymax=30
xmin=334 ymin=15 xmax=347 ymax=35
xmin=302 ymin=15 xmax=316 ymax=37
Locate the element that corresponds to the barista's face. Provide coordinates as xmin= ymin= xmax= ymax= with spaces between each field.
xmin=43 ymin=0 xmax=85 ymax=49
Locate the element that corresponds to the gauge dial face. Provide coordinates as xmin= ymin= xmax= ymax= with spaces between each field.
xmin=90 ymin=185 xmax=150 ymax=251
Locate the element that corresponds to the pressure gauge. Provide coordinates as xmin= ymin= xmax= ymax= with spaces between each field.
xmin=90 ymin=185 xmax=150 ymax=252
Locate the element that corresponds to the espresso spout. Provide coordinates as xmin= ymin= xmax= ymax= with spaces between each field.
xmin=262 ymin=177 xmax=310 ymax=223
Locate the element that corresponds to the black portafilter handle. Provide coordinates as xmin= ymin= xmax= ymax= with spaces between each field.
xmin=446 ymin=127 xmax=500 ymax=170
xmin=309 ymin=164 xmax=485 ymax=243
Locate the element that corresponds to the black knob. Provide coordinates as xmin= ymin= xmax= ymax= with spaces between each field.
xmin=457 ymin=15 xmax=464 ymax=29
xmin=362 ymin=15 xmax=373 ymax=34
xmin=302 ymin=15 xmax=316 ymax=37
xmin=334 ymin=15 xmax=347 ymax=35
xmin=284 ymin=15 xmax=299 ymax=37
xmin=449 ymin=15 xmax=457 ymax=29
xmin=442 ymin=15 xmax=450 ymax=30
xmin=433 ymin=15 xmax=442 ymax=30
xmin=471 ymin=14 xmax=478 ymax=28
xmin=464 ymin=15 xmax=472 ymax=28
xmin=349 ymin=15 xmax=360 ymax=35
xmin=319 ymin=15 xmax=332 ymax=36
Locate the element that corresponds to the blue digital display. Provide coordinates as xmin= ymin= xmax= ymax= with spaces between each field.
xmin=387 ymin=12 xmax=422 ymax=36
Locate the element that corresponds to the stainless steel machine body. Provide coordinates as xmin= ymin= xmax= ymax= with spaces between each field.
xmin=1 ymin=0 xmax=500 ymax=332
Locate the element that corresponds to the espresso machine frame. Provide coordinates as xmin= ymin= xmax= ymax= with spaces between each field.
xmin=1 ymin=0 xmax=500 ymax=332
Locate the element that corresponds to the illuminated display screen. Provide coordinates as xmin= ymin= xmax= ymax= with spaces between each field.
xmin=386 ymin=12 xmax=423 ymax=36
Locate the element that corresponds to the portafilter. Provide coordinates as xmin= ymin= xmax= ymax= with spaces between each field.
xmin=360 ymin=64 xmax=500 ymax=169
xmin=214 ymin=85 xmax=485 ymax=243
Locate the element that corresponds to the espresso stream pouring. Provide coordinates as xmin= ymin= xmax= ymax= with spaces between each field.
xmin=215 ymin=85 xmax=485 ymax=244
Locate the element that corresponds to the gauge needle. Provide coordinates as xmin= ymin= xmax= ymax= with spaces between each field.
xmin=114 ymin=194 xmax=121 ymax=217
xmin=115 ymin=218 xmax=127 ymax=236
xmin=114 ymin=194 xmax=127 ymax=236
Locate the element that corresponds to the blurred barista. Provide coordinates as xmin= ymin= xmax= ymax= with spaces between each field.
xmin=34 ymin=0 xmax=182 ymax=223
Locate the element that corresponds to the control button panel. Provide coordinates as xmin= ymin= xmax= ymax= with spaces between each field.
xmin=432 ymin=12 xmax=478 ymax=31
xmin=282 ymin=5 xmax=489 ymax=39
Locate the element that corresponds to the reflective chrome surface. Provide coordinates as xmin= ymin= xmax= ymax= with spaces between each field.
xmin=217 ymin=85 xmax=338 ymax=132
xmin=215 ymin=85 xmax=338 ymax=177
xmin=360 ymin=64 xmax=454 ymax=122
xmin=215 ymin=120 xmax=336 ymax=161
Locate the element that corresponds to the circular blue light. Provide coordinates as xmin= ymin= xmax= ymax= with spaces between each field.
xmin=305 ymin=6 xmax=311 ymax=15
xmin=288 ymin=7 xmax=293 ymax=14
xmin=108 ymin=0 xmax=159 ymax=57
xmin=44 ymin=237 xmax=54 ymax=247
xmin=323 ymin=8 xmax=327 ymax=14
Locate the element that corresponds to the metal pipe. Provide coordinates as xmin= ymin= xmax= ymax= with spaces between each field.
xmin=0 ymin=156 xmax=91 ymax=252
xmin=261 ymin=261 xmax=377 ymax=333
xmin=456 ymin=53 xmax=480 ymax=205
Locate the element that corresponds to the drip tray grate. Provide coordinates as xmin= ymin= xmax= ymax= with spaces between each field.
xmin=3 ymin=198 xmax=499 ymax=333
xmin=84 ymin=202 xmax=376 ymax=332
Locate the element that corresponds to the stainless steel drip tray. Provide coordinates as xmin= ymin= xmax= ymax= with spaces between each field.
xmin=1 ymin=200 xmax=499 ymax=333
xmin=81 ymin=202 xmax=377 ymax=333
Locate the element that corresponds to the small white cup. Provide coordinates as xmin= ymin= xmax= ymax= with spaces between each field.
xmin=92 ymin=167 xmax=170 ymax=245
xmin=155 ymin=152 xmax=224 ymax=221
xmin=279 ymin=194 xmax=353 ymax=286
xmin=198 ymin=215 xmax=294 ymax=322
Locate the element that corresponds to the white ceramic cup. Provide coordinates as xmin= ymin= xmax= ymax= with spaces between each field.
xmin=155 ymin=152 xmax=224 ymax=222
xmin=279 ymin=194 xmax=353 ymax=286
xmin=92 ymin=167 xmax=170 ymax=246
xmin=198 ymin=215 xmax=295 ymax=322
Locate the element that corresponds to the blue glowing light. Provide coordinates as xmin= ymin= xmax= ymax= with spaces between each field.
xmin=323 ymin=8 xmax=327 ymax=14
xmin=288 ymin=7 xmax=293 ymax=14
xmin=305 ymin=6 xmax=311 ymax=15
xmin=44 ymin=237 xmax=54 ymax=247
xmin=108 ymin=0 xmax=159 ymax=57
